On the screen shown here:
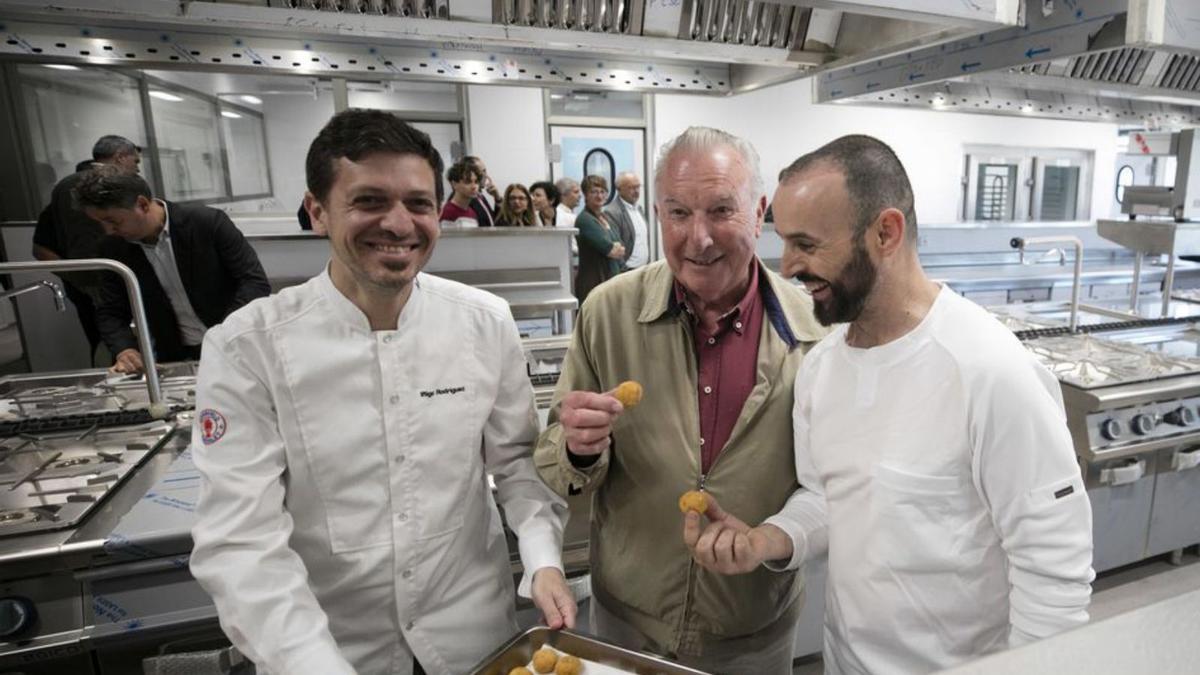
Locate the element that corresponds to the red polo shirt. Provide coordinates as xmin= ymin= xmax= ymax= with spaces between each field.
xmin=674 ymin=265 xmax=764 ymax=474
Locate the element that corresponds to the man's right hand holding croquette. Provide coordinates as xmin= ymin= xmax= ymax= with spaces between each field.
xmin=681 ymin=493 xmax=795 ymax=575
xmin=560 ymin=381 xmax=642 ymax=456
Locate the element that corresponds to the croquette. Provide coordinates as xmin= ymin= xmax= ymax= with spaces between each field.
xmin=613 ymin=380 xmax=643 ymax=409
xmin=531 ymin=648 xmax=558 ymax=673
xmin=555 ymin=654 xmax=583 ymax=675
xmin=678 ymin=490 xmax=708 ymax=514
xmin=509 ymin=668 xmax=533 ymax=675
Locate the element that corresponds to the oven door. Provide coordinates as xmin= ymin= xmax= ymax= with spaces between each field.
xmin=1147 ymin=444 xmax=1200 ymax=559
xmin=1086 ymin=451 xmax=1158 ymax=573
xmin=77 ymin=557 xmax=229 ymax=674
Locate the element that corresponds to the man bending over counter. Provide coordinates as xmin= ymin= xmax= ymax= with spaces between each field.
xmin=189 ymin=109 xmax=574 ymax=675
xmin=684 ymin=135 xmax=1095 ymax=674
xmin=73 ymin=166 xmax=269 ymax=373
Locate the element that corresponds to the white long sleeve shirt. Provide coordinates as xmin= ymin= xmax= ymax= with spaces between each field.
xmin=189 ymin=270 xmax=566 ymax=675
xmin=764 ymin=285 xmax=1094 ymax=675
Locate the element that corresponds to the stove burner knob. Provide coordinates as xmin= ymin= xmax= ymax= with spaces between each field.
xmin=1131 ymin=414 xmax=1156 ymax=436
xmin=0 ymin=596 xmax=37 ymax=639
xmin=1164 ymin=407 xmax=1196 ymax=427
xmin=1100 ymin=418 xmax=1124 ymax=441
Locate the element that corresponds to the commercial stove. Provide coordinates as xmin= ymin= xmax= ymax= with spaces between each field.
xmin=1009 ymin=325 xmax=1200 ymax=572
xmin=0 ymin=364 xmax=197 ymax=436
xmin=0 ymin=365 xmax=200 ymax=674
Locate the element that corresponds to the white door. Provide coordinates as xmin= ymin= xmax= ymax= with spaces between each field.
xmin=549 ymin=125 xmax=650 ymax=255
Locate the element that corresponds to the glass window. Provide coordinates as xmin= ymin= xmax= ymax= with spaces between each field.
xmin=220 ymin=105 xmax=271 ymax=198
xmin=548 ymin=90 xmax=645 ymax=120
xmin=17 ymin=65 xmax=152 ymax=207
xmin=347 ymin=81 xmax=460 ymax=113
xmin=149 ymin=86 xmax=229 ymax=202
xmin=975 ymin=164 xmax=1018 ymax=221
xmin=1040 ymin=165 xmax=1080 ymax=221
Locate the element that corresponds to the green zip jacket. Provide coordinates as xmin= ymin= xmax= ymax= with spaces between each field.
xmin=534 ymin=258 xmax=828 ymax=656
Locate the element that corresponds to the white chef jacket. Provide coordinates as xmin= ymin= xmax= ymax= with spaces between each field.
xmin=764 ymin=285 xmax=1094 ymax=675
xmin=189 ymin=269 xmax=566 ymax=675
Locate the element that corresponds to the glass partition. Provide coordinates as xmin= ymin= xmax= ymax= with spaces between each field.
xmin=17 ymin=65 xmax=152 ymax=206
xmin=149 ymin=85 xmax=229 ymax=202
xmin=219 ymin=104 xmax=272 ymax=198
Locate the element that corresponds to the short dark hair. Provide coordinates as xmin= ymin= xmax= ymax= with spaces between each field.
xmin=306 ymin=109 xmax=444 ymax=204
xmin=73 ymin=165 xmax=153 ymax=210
xmin=92 ymin=135 xmax=139 ymax=161
xmin=446 ymin=160 xmax=479 ymax=184
xmin=778 ymin=135 xmax=917 ymax=243
xmin=529 ymin=180 xmax=559 ymax=207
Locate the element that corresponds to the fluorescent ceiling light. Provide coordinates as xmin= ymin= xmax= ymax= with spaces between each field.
xmin=221 ymin=110 xmax=243 ymax=119
xmin=239 ymin=95 xmax=263 ymax=105
xmin=43 ymin=64 xmax=80 ymax=71
xmin=149 ymin=91 xmax=184 ymax=102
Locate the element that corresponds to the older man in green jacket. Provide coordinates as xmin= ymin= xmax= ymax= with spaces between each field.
xmin=535 ymin=126 xmax=826 ymax=674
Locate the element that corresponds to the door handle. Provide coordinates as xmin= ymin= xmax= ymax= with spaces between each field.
xmin=1173 ymin=448 xmax=1200 ymax=472
xmin=1100 ymin=458 xmax=1145 ymax=486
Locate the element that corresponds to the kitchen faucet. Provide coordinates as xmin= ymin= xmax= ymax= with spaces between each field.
xmin=1011 ymin=236 xmax=1083 ymax=333
xmin=0 ymin=259 xmax=165 ymax=417
xmin=0 ymin=280 xmax=66 ymax=312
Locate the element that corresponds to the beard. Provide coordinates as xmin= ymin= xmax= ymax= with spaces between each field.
xmin=801 ymin=237 xmax=877 ymax=326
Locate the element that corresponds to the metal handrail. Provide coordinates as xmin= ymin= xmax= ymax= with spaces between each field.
xmin=0 ymin=259 xmax=165 ymax=416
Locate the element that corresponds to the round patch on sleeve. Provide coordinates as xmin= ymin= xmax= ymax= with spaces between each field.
xmin=199 ymin=409 xmax=227 ymax=445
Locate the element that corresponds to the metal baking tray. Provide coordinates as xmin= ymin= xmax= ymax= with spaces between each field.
xmin=470 ymin=627 xmax=712 ymax=675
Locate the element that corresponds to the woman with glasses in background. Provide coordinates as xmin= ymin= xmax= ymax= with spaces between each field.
xmin=573 ymin=175 xmax=625 ymax=303
xmin=497 ymin=183 xmax=537 ymax=227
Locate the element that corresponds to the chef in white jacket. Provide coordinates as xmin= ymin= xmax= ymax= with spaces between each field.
xmin=682 ymin=135 xmax=1094 ymax=674
xmin=190 ymin=110 xmax=575 ymax=675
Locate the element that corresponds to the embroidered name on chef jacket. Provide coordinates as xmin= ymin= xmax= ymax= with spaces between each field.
xmin=419 ymin=385 xmax=466 ymax=399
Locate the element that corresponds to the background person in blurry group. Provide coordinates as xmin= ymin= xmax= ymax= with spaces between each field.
xmin=463 ymin=155 xmax=499 ymax=226
xmin=32 ymin=134 xmax=143 ymax=363
xmin=530 ymin=180 xmax=560 ymax=227
xmin=604 ymin=171 xmax=649 ymax=272
xmin=73 ymin=166 xmax=269 ymax=373
xmin=572 ymin=175 xmax=624 ymax=303
xmin=555 ymin=177 xmax=581 ymax=229
xmin=439 ymin=160 xmax=481 ymax=227
xmin=497 ymin=183 xmax=537 ymax=227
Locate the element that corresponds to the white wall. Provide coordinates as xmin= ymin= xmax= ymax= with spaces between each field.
xmin=466 ymin=85 xmax=551 ymax=189
xmin=654 ymin=80 xmax=1121 ymax=224
xmin=260 ymin=90 xmax=336 ymax=213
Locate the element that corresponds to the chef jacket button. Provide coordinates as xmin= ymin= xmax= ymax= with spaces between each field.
xmin=699 ymin=438 xmax=706 ymax=446
xmin=383 ymin=335 xmax=393 ymax=344
xmin=706 ymin=337 xmax=716 ymax=345
xmin=389 ymin=394 xmax=400 ymax=404
xmin=703 ymin=386 xmax=712 ymax=395
xmin=402 ymin=570 xmax=412 ymax=579
xmin=395 ymin=454 xmax=405 ymax=464
xmin=405 ymin=621 xmax=414 ymax=631
xmin=397 ymin=512 xmax=408 ymax=522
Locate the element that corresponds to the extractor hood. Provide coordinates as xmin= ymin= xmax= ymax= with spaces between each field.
xmin=813 ymin=0 xmax=1200 ymax=127
xmin=0 ymin=0 xmax=1020 ymax=95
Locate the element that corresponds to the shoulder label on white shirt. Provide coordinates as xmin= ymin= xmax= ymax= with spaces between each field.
xmin=419 ymin=385 xmax=466 ymax=399
xmin=199 ymin=409 xmax=227 ymax=445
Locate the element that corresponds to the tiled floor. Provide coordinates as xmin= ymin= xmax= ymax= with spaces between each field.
xmin=791 ymin=547 xmax=1200 ymax=674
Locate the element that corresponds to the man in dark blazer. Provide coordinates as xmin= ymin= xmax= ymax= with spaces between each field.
xmin=603 ymin=171 xmax=650 ymax=273
xmin=74 ymin=166 xmax=270 ymax=373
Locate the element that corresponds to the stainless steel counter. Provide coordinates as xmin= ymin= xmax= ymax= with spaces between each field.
xmin=936 ymin=587 xmax=1200 ymax=674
